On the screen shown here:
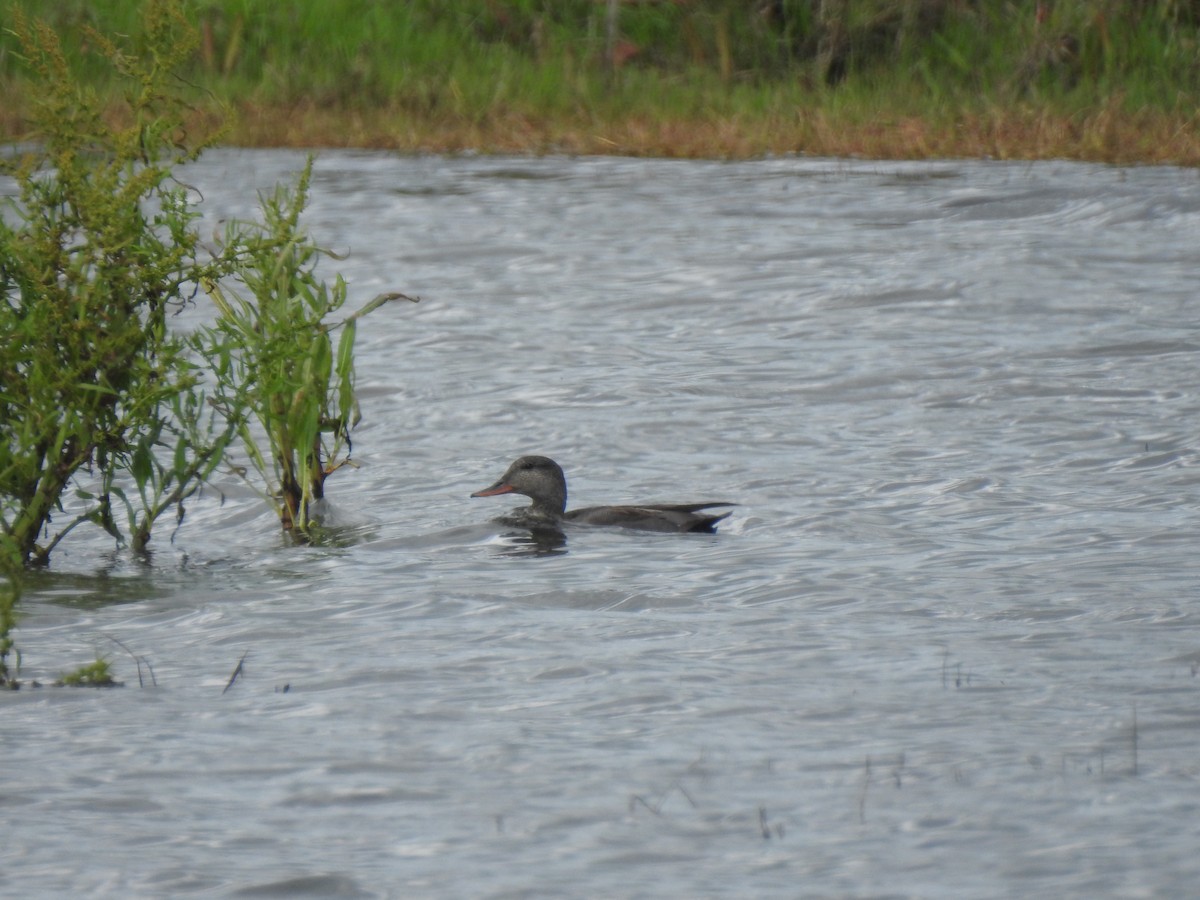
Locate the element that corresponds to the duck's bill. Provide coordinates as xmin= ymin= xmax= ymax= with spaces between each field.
xmin=470 ymin=481 xmax=515 ymax=498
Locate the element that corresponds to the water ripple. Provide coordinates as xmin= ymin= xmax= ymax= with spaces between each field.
xmin=6 ymin=153 xmax=1200 ymax=898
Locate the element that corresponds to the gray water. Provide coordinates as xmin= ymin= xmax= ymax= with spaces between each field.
xmin=4 ymin=151 xmax=1200 ymax=898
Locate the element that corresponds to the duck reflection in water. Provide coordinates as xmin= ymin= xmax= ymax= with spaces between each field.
xmin=496 ymin=523 xmax=569 ymax=558
xmin=471 ymin=456 xmax=734 ymax=547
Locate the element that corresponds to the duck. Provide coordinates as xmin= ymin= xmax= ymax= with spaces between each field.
xmin=470 ymin=455 xmax=734 ymax=534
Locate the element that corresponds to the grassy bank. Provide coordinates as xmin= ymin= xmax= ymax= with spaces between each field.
xmin=3 ymin=0 xmax=1200 ymax=163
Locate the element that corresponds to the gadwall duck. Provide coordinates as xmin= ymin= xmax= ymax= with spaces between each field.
xmin=471 ymin=456 xmax=734 ymax=534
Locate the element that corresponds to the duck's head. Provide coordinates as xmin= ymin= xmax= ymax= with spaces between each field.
xmin=471 ymin=455 xmax=568 ymax=516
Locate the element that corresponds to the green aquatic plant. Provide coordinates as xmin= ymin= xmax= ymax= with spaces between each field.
xmin=0 ymin=1 xmax=401 ymax=684
xmin=0 ymin=0 xmax=236 ymax=567
xmin=2 ymin=0 xmax=397 ymax=559
xmin=57 ymin=657 xmax=121 ymax=688
xmin=0 ymin=575 xmax=19 ymax=689
xmin=198 ymin=158 xmax=412 ymax=536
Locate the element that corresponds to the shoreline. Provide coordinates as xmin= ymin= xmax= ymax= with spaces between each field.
xmin=206 ymin=103 xmax=1200 ymax=167
xmin=4 ymin=100 xmax=1197 ymax=167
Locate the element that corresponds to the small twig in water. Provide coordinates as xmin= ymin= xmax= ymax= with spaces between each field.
xmin=222 ymin=651 xmax=248 ymax=694
xmin=629 ymin=794 xmax=663 ymax=816
xmin=104 ymin=634 xmax=156 ymax=688
xmin=1131 ymin=702 xmax=1139 ymax=777
xmin=939 ymin=651 xmax=970 ymax=689
xmin=673 ymin=778 xmax=699 ymax=809
xmin=757 ymin=806 xmax=785 ymax=840
xmin=629 ymin=772 xmax=700 ymax=817
xmin=858 ymin=755 xmax=872 ymax=824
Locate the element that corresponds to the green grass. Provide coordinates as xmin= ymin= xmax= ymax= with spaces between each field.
xmin=57 ymin=657 xmax=121 ymax=687
xmin=3 ymin=1 xmax=1200 ymax=160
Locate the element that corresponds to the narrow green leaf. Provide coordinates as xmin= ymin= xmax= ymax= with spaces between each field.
xmin=335 ymin=319 xmax=356 ymax=383
xmin=131 ymin=440 xmax=154 ymax=491
xmin=344 ymin=291 xmax=419 ymax=325
xmin=173 ymin=436 xmax=189 ymax=476
xmin=311 ymin=332 xmax=333 ymax=393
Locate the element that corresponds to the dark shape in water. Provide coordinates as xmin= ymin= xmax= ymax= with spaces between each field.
xmin=471 ymin=455 xmax=734 ymax=534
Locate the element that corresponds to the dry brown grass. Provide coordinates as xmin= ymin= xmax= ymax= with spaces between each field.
xmin=5 ymin=98 xmax=1198 ymax=165
xmin=211 ymin=101 xmax=1200 ymax=166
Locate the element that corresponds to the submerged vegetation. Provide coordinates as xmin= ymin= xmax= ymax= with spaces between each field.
xmin=3 ymin=0 xmax=1200 ymax=162
xmin=57 ymin=657 xmax=121 ymax=688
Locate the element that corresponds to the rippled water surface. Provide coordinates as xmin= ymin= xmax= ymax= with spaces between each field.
xmin=5 ymin=151 xmax=1200 ymax=898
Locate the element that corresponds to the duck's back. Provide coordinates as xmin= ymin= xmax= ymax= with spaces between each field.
xmin=565 ymin=502 xmax=733 ymax=534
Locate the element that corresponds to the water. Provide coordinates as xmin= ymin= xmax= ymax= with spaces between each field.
xmin=4 ymin=151 xmax=1200 ymax=898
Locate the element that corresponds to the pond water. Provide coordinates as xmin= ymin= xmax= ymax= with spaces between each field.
xmin=4 ymin=150 xmax=1200 ymax=898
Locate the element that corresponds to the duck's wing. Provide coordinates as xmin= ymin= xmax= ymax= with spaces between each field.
xmin=566 ymin=503 xmax=735 ymax=533
xmin=639 ymin=502 xmax=736 ymax=514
